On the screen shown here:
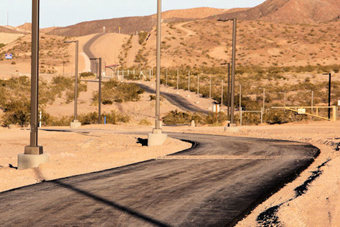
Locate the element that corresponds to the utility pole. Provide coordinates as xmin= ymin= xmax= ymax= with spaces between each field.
xmin=230 ymin=18 xmax=237 ymax=126
xmin=177 ymin=69 xmax=179 ymax=90
xmin=148 ymin=0 xmax=167 ymax=146
xmin=90 ymin=57 xmax=102 ymax=124
xmin=210 ymin=76 xmax=212 ymax=99
xmin=188 ymin=71 xmax=190 ymax=92
xmin=262 ymin=88 xmax=266 ymax=112
xmin=19 ymin=0 xmax=49 ymax=170
xmin=239 ymin=84 xmax=242 ymax=126
xmin=65 ymin=40 xmax=80 ymax=128
xmin=221 ymin=80 xmax=224 ymax=107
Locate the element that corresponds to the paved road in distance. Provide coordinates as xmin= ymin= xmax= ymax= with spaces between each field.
xmin=0 ymin=132 xmax=319 ymax=226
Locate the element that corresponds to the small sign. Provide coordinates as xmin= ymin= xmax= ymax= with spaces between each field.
xmin=298 ymin=108 xmax=306 ymax=114
xmin=5 ymin=53 xmax=12 ymax=59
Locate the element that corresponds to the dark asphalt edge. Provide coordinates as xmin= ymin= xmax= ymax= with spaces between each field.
xmin=1 ymin=130 xmax=321 ymax=227
xmin=229 ymin=145 xmax=321 ymax=227
xmin=0 ymin=137 xmax=198 ymax=195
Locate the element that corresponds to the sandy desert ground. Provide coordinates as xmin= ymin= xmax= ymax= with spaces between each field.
xmin=0 ymin=120 xmax=339 ymax=226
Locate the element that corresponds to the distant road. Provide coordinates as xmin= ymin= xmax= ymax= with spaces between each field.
xmin=137 ymin=83 xmax=209 ymax=114
xmin=83 ymin=33 xmax=105 ymax=73
xmin=0 ymin=130 xmax=319 ymax=226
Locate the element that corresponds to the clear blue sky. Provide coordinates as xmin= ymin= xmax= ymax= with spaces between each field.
xmin=0 ymin=0 xmax=266 ymax=28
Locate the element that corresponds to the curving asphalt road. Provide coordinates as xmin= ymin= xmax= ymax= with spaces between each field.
xmin=82 ymin=33 xmax=208 ymax=114
xmin=83 ymin=33 xmax=105 ymax=73
xmin=137 ymin=83 xmax=209 ymax=114
xmin=0 ymin=131 xmax=319 ymax=226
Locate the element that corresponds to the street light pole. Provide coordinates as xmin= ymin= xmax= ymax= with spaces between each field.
xmin=99 ymin=57 xmax=102 ymax=124
xmin=155 ymin=0 xmax=161 ymax=130
xmin=328 ymin=73 xmax=331 ymax=119
xmin=148 ymin=0 xmax=167 ymax=146
xmin=210 ymin=76 xmax=212 ymax=99
xmin=221 ymin=80 xmax=224 ymax=107
xmin=323 ymin=73 xmax=332 ymax=119
xmin=65 ymin=40 xmax=80 ymax=128
xmin=19 ymin=0 xmax=49 ymax=170
xmin=227 ymin=62 xmax=231 ymax=119
xmin=262 ymin=88 xmax=266 ymax=111
xmin=90 ymin=57 xmax=102 ymax=124
xmin=239 ymin=84 xmax=242 ymax=126
xmin=230 ymin=18 xmax=237 ymax=125
xmin=26 ymin=0 xmax=41 ymax=154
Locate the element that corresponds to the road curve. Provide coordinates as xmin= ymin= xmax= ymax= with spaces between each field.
xmin=0 ymin=131 xmax=319 ymax=226
xmin=137 ymin=83 xmax=209 ymax=114
xmin=83 ymin=33 xmax=105 ymax=73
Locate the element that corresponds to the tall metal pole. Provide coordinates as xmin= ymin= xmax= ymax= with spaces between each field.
xmin=210 ymin=76 xmax=212 ymax=99
xmin=284 ymin=91 xmax=286 ymax=108
xmin=221 ymin=80 xmax=224 ymax=107
xmin=74 ymin=41 xmax=79 ymax=121
xmin=230 ymin=18 xmax=237 ymax=125
xmin=177 ymin=69 xmax=179 ymax=90
xmin=328 ymin=73 xmax=331 ymax=119
xmin=227 ymin=62 xmax=231 ymax=119
xmin=239 ymin=84 xmax=242 ymax=126
xmin=98 ymin=57 xmax=102 ymax=124
xmin=197 ymin=74 xmax=200 ymax=100
xmin=311 ymin=90 xmax=314 ymax=114
xmin=25 ymin=0 xmax=42 ymax=154
xmin=188 ymin=71 xmax=190 ymax=91
xmin=262 ymin=88 xmax=265 ymax=111
xmin=155 ymin=0 xmax=161 ymax=130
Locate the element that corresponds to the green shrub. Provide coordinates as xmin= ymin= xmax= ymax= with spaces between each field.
xmin=138 ymin=32 xmax=149 ymax=45
xmin=80 ymin=72 xmax=95 ymax=78
xmin=104 ymin=110 xmax=130 ymax=124
xmin=1 ymin=98 xmax=30 ymax=127
xmin=99 ymin=79 xmax=145 ymax=104
xmin=162 ymin=110 xmax=191 ymax=125
xmin=78 ymin=111 xmax=130 ymax=125
xmin=139 ymin=118 xmax=152 ymax=125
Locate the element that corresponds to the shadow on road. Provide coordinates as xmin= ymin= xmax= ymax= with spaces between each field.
xmin=52 ymin=180 xmax=171 ymax=227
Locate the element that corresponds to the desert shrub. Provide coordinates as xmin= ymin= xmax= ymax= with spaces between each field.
xmin=1 ymin=98 xmax=30 ymax=127
xmin=80 ymin=72 xmax=95 ymax=78
xmin=78 ymin=112 xmax=99 ymax=125
xmin=138 ymin=32 xmax=149 ymax=45
xmin=162 ymin=110 xmax=192 ymax=125
xmin=204 ymin=112 xmax=228 ymax=125
xmin=139 ymin=118 xmax=152 ymax=125
xmin=99 ymin=79 xmax=145 ymax=104
xmin=0 ymin=43 xmax=5 ymax=48
xmin=104 ymin=110 xmax=130 ymax=124
xmin=162 ymin=110 xmax=224 ymax=125
xmin=78 ymin=111 xmax=130 ymax=125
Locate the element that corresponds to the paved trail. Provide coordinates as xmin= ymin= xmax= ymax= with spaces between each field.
xmin=0 ymin=131 xmax=319 ymax=226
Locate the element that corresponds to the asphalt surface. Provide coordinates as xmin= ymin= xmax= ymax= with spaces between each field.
xmin=83 ymin=33 xmax=105 ymax=73
xmin=137 ymin=83 xmax=209 ymax=114
xmin=0 ymin=131 xmax=319 ymax=227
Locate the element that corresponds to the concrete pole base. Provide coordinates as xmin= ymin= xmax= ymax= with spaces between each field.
xmin=148 ymin=129 xmax=167 ymax=147
xmin=18 ymin=153 xmax=49 ymax=170
xmin=70 ymin=120 xmax=81 ymax=128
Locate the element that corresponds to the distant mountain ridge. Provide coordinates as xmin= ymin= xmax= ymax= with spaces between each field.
xmin=3 ymin=0 xmax=340 ymax=37
xmin=217 ymin=0 xmax=340 ymax=23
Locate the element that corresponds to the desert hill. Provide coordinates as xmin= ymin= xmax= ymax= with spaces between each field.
xmin=48 ymin=16 xmax=156 ymax=37
xmin=217 ymin=0 xmax=340 ymax=24
xmin=48 ymin=7 xmax=231 ymax=37
xmin=0 ymin=25 xmax=23 ymax=34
